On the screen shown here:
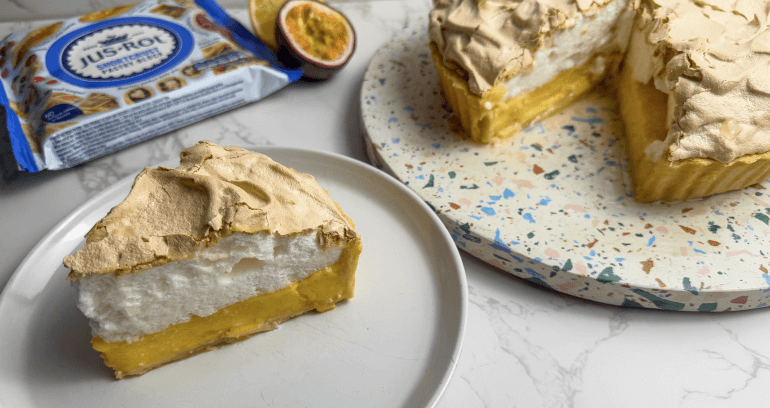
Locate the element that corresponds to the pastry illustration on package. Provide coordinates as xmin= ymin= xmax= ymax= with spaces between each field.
xmin=124 ymin=86 xmax=154 ymax=104
xmin=180 ymin=64 xmax=203 ymax=77
xmin=150 ymin=3 xmax=189 ymax=19
xmin=156 ymin=76 xmax=185 ymax=92
xmin=78 ymin=5 xmax=135 ymax=23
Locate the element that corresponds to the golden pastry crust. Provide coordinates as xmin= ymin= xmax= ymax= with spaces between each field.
xmin=618 ymin=58 xmax=770 ymax=202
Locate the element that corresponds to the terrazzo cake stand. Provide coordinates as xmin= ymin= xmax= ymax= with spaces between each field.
xmin=360 ymin=17 xmax=770 ymax=312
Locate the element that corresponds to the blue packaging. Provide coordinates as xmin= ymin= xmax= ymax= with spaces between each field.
xmin=0 ymin=0 xmax=302 ymax=172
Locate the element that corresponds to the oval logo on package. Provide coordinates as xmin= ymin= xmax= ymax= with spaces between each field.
xmin=46 ymin=17 xmax=194 ymax=88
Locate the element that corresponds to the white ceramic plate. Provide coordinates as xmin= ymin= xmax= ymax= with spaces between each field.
xmin=0 ymin=147 xmax=467 ymax=408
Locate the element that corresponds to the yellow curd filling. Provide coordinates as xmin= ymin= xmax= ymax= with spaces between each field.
xmin=617 ymin=62 xmax=770 ymax=202
xmin=430 ymin=43 xmax=620 ymax=144
xmin=92 ymin=240 xmax=361 ymax=379
xmin=285 ymin=3 xmax=348 ymax=61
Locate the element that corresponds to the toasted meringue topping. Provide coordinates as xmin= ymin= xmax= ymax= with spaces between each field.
xmin=630 ymin=0 xmax=770 ymax=163
xmin=431 ymin=0 xmax=770 ymax=163
xmin=64 ymin=141 xmax=358 ymax=279
xmin=429 ymin=0 xmax=623 ymax=95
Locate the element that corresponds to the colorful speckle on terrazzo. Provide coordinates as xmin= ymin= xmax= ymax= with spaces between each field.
xmin=360 ymin=17 xmax=770 ymax=311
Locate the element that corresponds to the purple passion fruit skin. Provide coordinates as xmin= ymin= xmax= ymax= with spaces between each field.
xmin=275 ymin=0 xmax=356 ymax=80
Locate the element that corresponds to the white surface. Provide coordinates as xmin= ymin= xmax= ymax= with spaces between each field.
xmin=3 ymin=2 xmax=770 ymax=407
xmin=0 ymin=147 xmax=467 ymax=408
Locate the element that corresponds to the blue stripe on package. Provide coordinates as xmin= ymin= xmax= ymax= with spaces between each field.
xmin=0 ymin=0 xmax=302 ymax=173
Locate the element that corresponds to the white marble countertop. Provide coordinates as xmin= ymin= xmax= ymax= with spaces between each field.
xmin=2 ymin=1 xmax=770 ymax=407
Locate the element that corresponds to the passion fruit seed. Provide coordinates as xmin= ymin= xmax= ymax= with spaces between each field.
xmin=276 ymin=0 xmax=355 ymax=80
xmin=249 ymin=0 xmax=325 ymax=50
xmin=285 ymin=3 xmax=348 ymax=62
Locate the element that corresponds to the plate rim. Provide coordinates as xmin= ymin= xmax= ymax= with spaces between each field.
xmin=0 ymin=146 xmax=468 ymax=408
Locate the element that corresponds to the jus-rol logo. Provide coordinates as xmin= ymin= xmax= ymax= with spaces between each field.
xmin=46 ymin=17 xmax=194 ymax=88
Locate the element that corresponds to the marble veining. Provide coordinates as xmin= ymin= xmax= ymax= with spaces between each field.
xmin=454 ymin=259 xmax=770 ymax=407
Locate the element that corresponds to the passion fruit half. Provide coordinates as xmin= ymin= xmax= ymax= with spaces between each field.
xmin=275 ymin=0 xmax=355 ymax=80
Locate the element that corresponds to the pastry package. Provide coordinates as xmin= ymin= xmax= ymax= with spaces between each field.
xmin=0 ymin=0 xmax=302 ymax=173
